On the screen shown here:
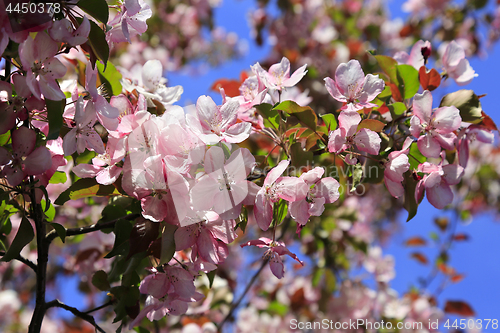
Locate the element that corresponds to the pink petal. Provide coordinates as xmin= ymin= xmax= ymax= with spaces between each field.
xmin=72 ymin=164 xmax=101 ymax=178
xmin=269 ymin=255 xmax=285 ymax=279
xmin=433 ymin=106 xmax=461 ymax=132
xmin=385 ymin=177 xmax=404 ymax=198
xmin=354 ymin=128 xmax=381 ymax=155
xmin=443 ymin=41 xmax=465 ymax=69
xmin=275 ymin=176 xmax=308 ymax=202
xmin=174 ymin=225 xmax=198 ymax=251
xmin=289 ymin=199 xmax=311 ymax=225
xmin=339 ymin=110 xmax=361 ymax=137
xmin=442 ymin=164 xmax=464 ymax=185
xmin=433 ymin=132 xmax=456 ymax=151
xmin=283 ymin=64 xmax=308 ymax=88
xmin=417 ymin=134 xmax=441 ymax=158
xmin=427 ymin=182 xmax=453 ymax=209
xmin=413 ymin=90 xmax=433 ymax=123
xmin=222 ymin=122 xmax=252 ymax=143
xmin=207 ymin=219 xmax=237 ymax=244
xmin=334 ymin=60 xmax=365 ymax=99
xmin=324 ymin=77 xmax=347 ymax=103
xmin=264 ymin=160 xmax=289 ymax=186
xmin=328 ymin=128 xmax=347 ymax=153
xmin=197 ymin=228 xmax=219 ymax=264
xmin=12 ymin=127 xmax=36 ymax=158
xmin=316 ymin=177 xmax=340 ymax=203
xmin=358 ymin=74 xmax=385 ymax=103
xmin=23 ymin=147 xmax=52 ymax=175
xmin=96 ymin=165 xmax=122 ymax=185
xmin=254 ymin=190 xmax=273 ymax=231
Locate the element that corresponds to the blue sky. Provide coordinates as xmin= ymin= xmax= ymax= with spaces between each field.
xmin=166 ymin=0 xmax=500 ymax=329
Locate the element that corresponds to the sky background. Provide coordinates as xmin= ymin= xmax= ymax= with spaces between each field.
xmin=165 ymin=0 xmax=500 ymax=330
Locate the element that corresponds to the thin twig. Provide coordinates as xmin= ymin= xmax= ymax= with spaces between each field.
xmin=46 ymin=213 xmax=140 ymax=244
xmin=218 ymin=218 xmax=291 ymax=331
xmin=46 ymin=299 xmax=107 ymax=333
xmin=84 ymin=300 xmax=114 ymax=315
xmin=0 ymin=251 xmax=37 ymax=271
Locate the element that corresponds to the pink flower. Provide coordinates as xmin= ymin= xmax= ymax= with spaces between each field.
xmin=191 ymin=147 xmax=257 ymax=220
xmin=48 ymin=17 xmax=90 ymax=46
xmin=251 ymin=57 xmax=307 ymax=91
xmin=328 ymin=111 xmax=381 ymax=164
xmin=384 ymin=137 xmax=412 ymax=198
xmin=241 ymin=237 xmax=304 ymax=279
xmin=364 ymin=246 xmax=395 ymax=283
xmin=410 ymin=90 xmax=461 ymax=158
xmin=442 ymin=41 xmax=477 ymax=86
xmin=84 ymin=63 xmax=120 ymax=131
xmin=415 ymin=154 xmax=464 ymax=209
xmin=457 ymin=125 xmax=495 ymax=168
xmin=324 ymin=59 xmax=385 ymax=112
xmin=188 ymin=95 xmax=250 ymax=144
xmin=62 ymin=97 xmax=105 ymax=156
xmin=394 ymin=40 xmax=432 ymax=69
xmin=107 ymin=0 xmax=152 ymax=44
xmin=72 ymin=137 xmax=124 ymax=185
xmin=174 ymin=212 xmax=237 ymax=265
xmin=0 ymin=127 xmax=52 ymax=186
xmin=254 ymin=160 xmax=308 ymax=231
xmin=134 ymin=155 xmax=190 ymax=224
xmin=289 ymin=167 xmax=340 ymax=227
xmin=18 ymin=31 xmax=66 ymax=100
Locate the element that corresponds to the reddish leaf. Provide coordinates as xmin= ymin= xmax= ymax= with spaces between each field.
xmin=387 ymin=82 xmax=403 ymax=102
xmin=453 ymin=233 xmax=469 ymax=241
xmin=480 ymin=111 xmax=498 ymax=131
xmin=434 ymin=217 xmax=449 ymax=232
xmin=419 ymin=67 xmax=441 ymax=91
xmin=444 ymin=300 xmax=475 ymax=317
xmin=405 ymin=236 xmax=427 ymax=247
xmin=357 ymin=119 xmax=385 ymax=132
xmin=450 ymin=274 xmax=465 ymax=283
xmin=210 ymin=79 xmax=242 ymax=97
xmin=377 ymin=103 xmax=390 ymax=114
xmin=410 ymin=252 xmax=428 ymax=265
xmin=437 ymin=262 xmax=455 ymax=275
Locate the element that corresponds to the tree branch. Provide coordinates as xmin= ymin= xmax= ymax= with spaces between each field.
xmin=46 ymin=299 xmax=107 ymax=333
xmin=0 ymin=251 xmax=37 ymax=271
xmin=46 ymin=213 xmax=140 ymax=244
xmin=84 ymin=300 xmax=114 ymax=315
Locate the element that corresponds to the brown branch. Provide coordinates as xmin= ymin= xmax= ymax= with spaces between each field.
xmin=45 ymin=213 xmax=140 ymax=244
xmin=0 ymin=251 xmax=37 ymax=271
xmin=46 ymin=299 xmax=107 ymax=333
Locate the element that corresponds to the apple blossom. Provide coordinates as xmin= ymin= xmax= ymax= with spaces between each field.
xmin=241 ymin=237 xmax=304 ymax=279
xmin=289 ymin=167 xmax=340 ymax=228
xmin=251 ymin=57 xmax=307 ymax=91
xmin=442 ymin=41 xmax=478 ymax=86
xmin=384 ymin=137 xmax=413 ymax=198
xmin=107 ymin=0 xmax=152 ymax=44
xmin=0 ymin=127 xmax=52 ymax=186
xmin=394 ymin=40 xmax=432 ymax=69
xmin=254 ymin=160 xmax=308 ymax=231
xmin=458 ymin=124 xmax=495 ymax=168
xmin=410 ymin=90 xmax=461 ymax=158
xmin=18 ymin=31 xmax=66 ymax=101
xmin=415 ymin=153 xmax=464 ymax=209
xmin=48 ymin=17 xmax=90 ymax=46
xmin=328 ymin=110 xmax=381 ymax=164
xmin=324 ymin=59 xmax=385 ymax=112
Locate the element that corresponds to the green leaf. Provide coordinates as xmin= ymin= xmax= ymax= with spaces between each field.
xmin=92 ymin=270 xmax=111 ymax=291
xmin=105 ymin=219 xmax=133 ymax=258
xmin=42 ymin=200 xmax=56 ymax=222
xmin=378 ymin=85 xmax=392 ymax=99
xmin=207 ymin=270 xmax=216 ymax=288
xmin=274 ymin=100 xmax=318 ymax=131
xmin=255 ymin=103 xmax=280 ymax=129
xmin=160 ymin=223 xmax=176 ymax=265
xmin=271 ymin=199 xmax=288 ymax=228
xmin=350 ymin=163 xmax=363 ymax=192
xmin=45 ymin=99 xmax=66 ymax=140
xmin=388 ymin=102 xmax=407 ymax=116
xmin=439 ymin=90 xmax=483 ymax=123
xmin=87 ymin=20 xmax=110 ymax=67
xmin=49 ymin=222 xmax=67 ymax=243
xmin=362 ymin=157 xmax=384 ymax=184
xmin=324 ymin=268 xmax=337 ymax=294
xmin=403 ymin=172 xmax=419 ymax=222
xmin=96 ymin=61 xmax=123 ymax=97
xmin=396 ymin=64 xmax=420 ymax=99
xmin=49 ymin=171 xmax=67 ymax=184
xmin=0 ymin=131 xmax=11 ymax=146
xmin=320 ymin=113 xmax=337 ymax=131
xmin=54 ymin=178 xmax=120 ymax=205
xmin=290 ymin=142 xmax=313 ymax=168
xmin=77 ymin=0 xmax=109 ymax=24
xmin=374 ymin=55 xmax=399 ymax=84
xmin=126 ymin=218 xmax=159 ymax=260
xmin=135 ymin=327 xmax=150 ymax=333
xmin=0 ymin=217 xmax=34 ymax=262
xmin=408 ymin=142 xmax=426 ymax=170
xmin=268 ymin=300 xmax=289 ymax=316
xmin=357 ymin=119 xmax=385 ymax=132
xmin=235 ymin=206 xmax=248 ymax=233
